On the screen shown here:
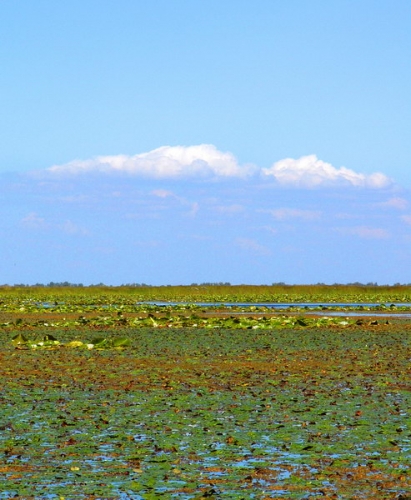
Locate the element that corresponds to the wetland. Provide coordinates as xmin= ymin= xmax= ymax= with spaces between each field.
xmin=1 ymin=285 xmax=410 ymax=498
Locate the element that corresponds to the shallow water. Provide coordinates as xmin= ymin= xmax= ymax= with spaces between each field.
xmin=141 ymin=301 xmax=411 ymax=308
xmin=141 ymin=301 xmax=411 ymax=317
xmin=226 ymin=311 xmax=411 ymax=318
xmin=307 ymin=311 xmax=411 ymax=318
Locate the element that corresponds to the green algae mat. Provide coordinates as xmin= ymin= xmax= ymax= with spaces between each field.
xmin=1 ymin=289 xmax=411 ymax=498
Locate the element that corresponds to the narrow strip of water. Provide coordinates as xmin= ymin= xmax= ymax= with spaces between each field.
xmin=140 ymin=301 xmax=411 ymax=308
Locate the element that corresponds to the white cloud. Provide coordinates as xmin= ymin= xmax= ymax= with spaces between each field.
xmin=44 ymin=146 xmax=393 ymax=190
xmin=48 ymin=144 xmax=257 ymax=180
xmin=262 ymin=155 xmax=392 ymax=188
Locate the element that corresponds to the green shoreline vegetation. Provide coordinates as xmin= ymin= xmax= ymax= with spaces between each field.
xmin=2 ymin=283 xmax=411 ymax=304
xmin=1 ymin=286 xmax=410 ymax=498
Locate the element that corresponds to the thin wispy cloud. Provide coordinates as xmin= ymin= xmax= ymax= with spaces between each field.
xmin=20 ymin=213 xmax=88 ymax=236
xmin=213 ymin=204 xmax=245 ymax=215
xmin=401 ymin=215 xmax=411 ymax=225
xmin=263 ymin=208 xmax=322 ymax=221
xmin=21 ymin=212 xmax=47 ymax=230
xmin=43 ymin=145 xmax=392 ymax=190
xmin=61 ymin=221 xmax=89 ymax=236
xmin=150 ymin=188 xmax=199 ymax=218
xmin=377 ymin=197 xmax=409 ymax=210
xmin=337 ymin=226 xmax=390 ymax=239
xmin=151 ymin=189 xmax=175 ymax=199
xmin=235 ymin=238 xmax=271 ymax=256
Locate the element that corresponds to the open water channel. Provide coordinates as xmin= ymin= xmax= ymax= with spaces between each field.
xmin=142 ymin=302 xmax=411 ymax=317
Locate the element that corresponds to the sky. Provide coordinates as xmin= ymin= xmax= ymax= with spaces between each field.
xmin=1 ymin=1 xmax=411 ymax=286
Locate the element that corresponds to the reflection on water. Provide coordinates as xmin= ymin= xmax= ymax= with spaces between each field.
xmin=306 ymin=311 xmax=411 ymax=318
xmin=142 ymin=301 xmax=411 ymax=318
xmin=227 ymin=311 xmax=411 ymax=318
xmin=142 ymin=301 xmax=411 ymax=309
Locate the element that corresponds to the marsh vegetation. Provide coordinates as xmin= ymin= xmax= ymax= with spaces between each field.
xmin=1 ymin=286 xmax=410 ymax=498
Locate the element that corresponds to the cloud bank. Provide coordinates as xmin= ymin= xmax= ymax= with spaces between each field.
xmin=46 ymin=145 xmax=392 ymax=189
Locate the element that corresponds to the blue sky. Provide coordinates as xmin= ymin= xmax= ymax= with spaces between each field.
xmin=1 ymin=1 xmax=411 ymax=285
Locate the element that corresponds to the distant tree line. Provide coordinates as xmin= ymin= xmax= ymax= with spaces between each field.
xmin=3 ymin=281 xmax=411 ymax=288
xmin=271 ymin=282 xmax=411 ymax=287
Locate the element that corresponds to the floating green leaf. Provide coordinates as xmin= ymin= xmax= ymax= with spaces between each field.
xmin=11 ymin=333 xmax=28 ymax=346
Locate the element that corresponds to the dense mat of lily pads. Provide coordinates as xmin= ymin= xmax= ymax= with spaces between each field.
xmin=2 ymin=283 xmax=411 ymax=307
xmin=0 ymin=286 xmax=411 ymax=498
